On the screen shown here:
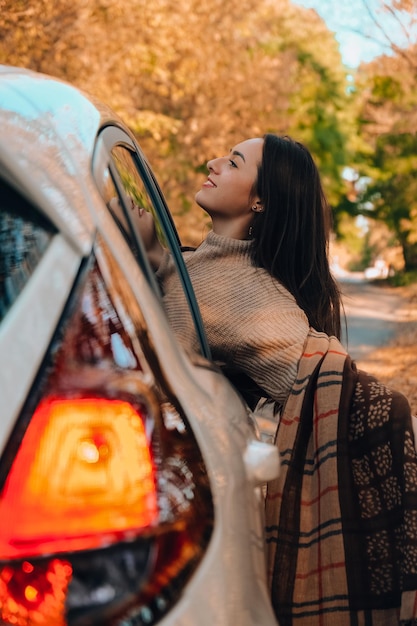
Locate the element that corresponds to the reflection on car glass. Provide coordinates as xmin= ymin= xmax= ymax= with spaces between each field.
xmin=0 ymin=181 xmax=55 ymax=322
xmin=103 ymin=173 xmax=142 ymax=259
xmin=111 ymin=146 xmax=167 ymax=248
xmin=104 ymin=145 xmax=204 ymax=357
xmin=112 ymin=147 xmax=153 ymax=213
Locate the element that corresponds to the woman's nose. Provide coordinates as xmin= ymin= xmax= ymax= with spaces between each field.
xmin=207 ymin=157 xmax=221 ymax=172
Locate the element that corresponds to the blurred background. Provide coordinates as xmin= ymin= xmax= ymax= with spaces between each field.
xmin=1 ymin=0 xmax=416 ymax=282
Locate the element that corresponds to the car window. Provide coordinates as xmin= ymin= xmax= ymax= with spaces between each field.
xmin=0 ymin=179 xmax=56 ymax=323
xmin=93 ymin=127 xmax=211 ymax=359
xmin=108 ymin=144 xmax=169 ymax=256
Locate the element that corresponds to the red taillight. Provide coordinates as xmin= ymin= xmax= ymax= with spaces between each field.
xmin=0 ymin=240 xmax=214 ymax=625
xmin=0 ymin=397 xmax=158 ymax=559
xmin=0 ymin=560 xmax=72 ymax=626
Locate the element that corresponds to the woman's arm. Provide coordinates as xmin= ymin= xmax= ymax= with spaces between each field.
xmin=108 ymin=197 xmax=165 ymax=271
xmin=133 ymin=206 xmax=165 ymax=271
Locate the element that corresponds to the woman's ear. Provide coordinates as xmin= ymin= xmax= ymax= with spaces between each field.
xmin=251 ymin=200 xmax=264 ymax=213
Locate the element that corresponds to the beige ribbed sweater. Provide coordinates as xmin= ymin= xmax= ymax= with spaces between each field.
xmin=158 ymin=231 xmax=309 ymax=407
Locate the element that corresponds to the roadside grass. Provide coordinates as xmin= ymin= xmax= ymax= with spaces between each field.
xmin=355 ymin=281 xmax=417 ymax=415
xmin=387 ymin=269 xmax=417 ymax=287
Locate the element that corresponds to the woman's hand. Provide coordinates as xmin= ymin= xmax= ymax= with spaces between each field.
xmin=133 ymin=204 xmax=165 ymax=270
xmin=109 ymin=197 xmax=165 ymax=270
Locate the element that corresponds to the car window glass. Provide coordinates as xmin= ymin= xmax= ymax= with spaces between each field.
xmin=102 ymin=171 xmax=143 ymax=258
xmin=0 ymin=180 xmax=56 ymax=323
xmin=111 ymin=145 xmax=169 ymax=251
xmin=100 ymin=144 xmax=204 ymax=358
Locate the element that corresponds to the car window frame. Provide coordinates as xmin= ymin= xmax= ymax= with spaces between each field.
xmin=92 ymin=124 xmax=212 ymax=360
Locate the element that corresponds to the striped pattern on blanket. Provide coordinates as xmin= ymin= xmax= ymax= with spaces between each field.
xmin=265 ymin=328 xmax=417 ymax=626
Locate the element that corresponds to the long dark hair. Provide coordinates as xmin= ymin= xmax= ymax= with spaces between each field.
xmin=251 ymin=134 xmax=342 ymax=338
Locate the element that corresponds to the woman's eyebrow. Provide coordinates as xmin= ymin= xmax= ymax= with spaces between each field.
xmin=230 ymin=150 xmax=246 ymax=162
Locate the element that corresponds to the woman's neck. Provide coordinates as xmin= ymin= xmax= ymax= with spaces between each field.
xmin=210 ymin=216 xmax=252 ymax=240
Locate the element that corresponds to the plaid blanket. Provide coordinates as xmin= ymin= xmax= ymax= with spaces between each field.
xmin=265 ymin=329 xmax=417 ymax=626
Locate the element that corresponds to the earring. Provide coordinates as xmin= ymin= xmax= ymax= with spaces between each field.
xmin=251 ymin=205 xmax=257 ymax=211
xmin=248 ymin=225 xmax=253 ymax=237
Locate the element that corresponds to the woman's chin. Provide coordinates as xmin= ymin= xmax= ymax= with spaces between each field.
xmin=195 ymin=190 xmax=208 ymax=210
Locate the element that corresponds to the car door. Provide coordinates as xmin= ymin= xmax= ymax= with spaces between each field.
xmin=93 ymin=126 xmax=211 ymax=360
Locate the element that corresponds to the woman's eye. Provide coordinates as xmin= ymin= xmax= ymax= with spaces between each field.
xmin=229 ymin=159 xmax=237 ymax=168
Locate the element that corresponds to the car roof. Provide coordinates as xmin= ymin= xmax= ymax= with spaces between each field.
xmin=0 ymin=65 xmax=124 ymax=254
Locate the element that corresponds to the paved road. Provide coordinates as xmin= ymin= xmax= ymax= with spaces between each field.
xmin=338 ymin=275 xmax=408 ymax=362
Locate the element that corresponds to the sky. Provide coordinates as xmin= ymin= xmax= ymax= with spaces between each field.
xmin=293 ymin=0 xmax=411 ymax=67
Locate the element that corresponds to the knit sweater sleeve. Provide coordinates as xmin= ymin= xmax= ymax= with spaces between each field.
xmin=155 ymin=231 xmax=308 ymax=407
xmin=197 ymin=270 xmax=308 ymax=405
xmin=230 ymin=305 xmax=308 ymax=406
xmin=180 ymin=232 xmax=309 ymax=407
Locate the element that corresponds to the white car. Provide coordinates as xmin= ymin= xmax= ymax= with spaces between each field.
xmin=0 ymin=66 xmax=280 ymax=626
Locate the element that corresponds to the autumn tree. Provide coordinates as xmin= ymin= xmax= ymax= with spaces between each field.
xmin=355 ymin=132 xmax=417 ymax=270
xmin=0 ymin=0 xmax=352 ymax=244
xmin=283 ymin=6 xmax=354 ymax=209
xmin=318 ymin=0 xmax=417 ymax=269
xmin=348 ymin=0 xmax=417 ymax=269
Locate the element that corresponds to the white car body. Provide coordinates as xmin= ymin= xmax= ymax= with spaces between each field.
xmin=0 ymin=66 xmax=279 ymax=626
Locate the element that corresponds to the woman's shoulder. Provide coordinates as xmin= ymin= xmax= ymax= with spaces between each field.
xmin=254 ymin=270 xmax=302 ymax=308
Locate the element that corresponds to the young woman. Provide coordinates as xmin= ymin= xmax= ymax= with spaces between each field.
xmin=141 ymin=134 xmax=417 ymax=626
xmin=155 ymin=135 xmax=341 ymax=408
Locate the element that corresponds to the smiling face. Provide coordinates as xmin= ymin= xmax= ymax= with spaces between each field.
xmin=195 ymin=138 xmax=264 ymax=235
